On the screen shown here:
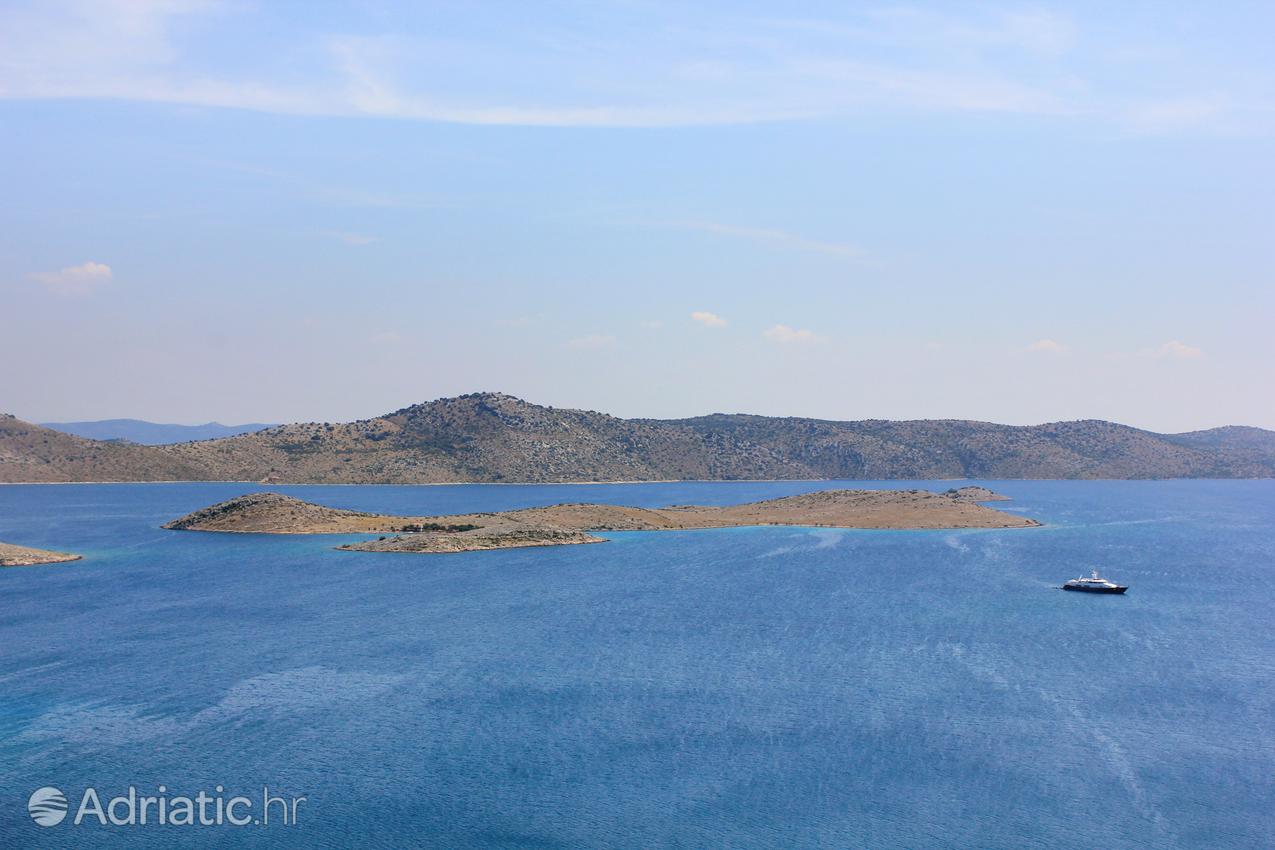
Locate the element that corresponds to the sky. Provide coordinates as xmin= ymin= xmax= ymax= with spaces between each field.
xmin=1 ymin=0 xmax=1272 ymax=432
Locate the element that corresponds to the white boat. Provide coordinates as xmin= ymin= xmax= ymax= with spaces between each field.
xmin=1062 ymin=569 xmax=1128 ymax=594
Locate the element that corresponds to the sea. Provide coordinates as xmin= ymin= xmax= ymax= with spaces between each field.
xmin=1 ymin=480 xmax=1273 ymax=849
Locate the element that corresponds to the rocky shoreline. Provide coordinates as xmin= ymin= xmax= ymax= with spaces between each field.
xmin=340 ymin=528 xmax=605 ymax=554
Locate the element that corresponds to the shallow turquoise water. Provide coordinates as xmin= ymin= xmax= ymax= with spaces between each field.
xmin=1 ymin=480 xmax=1273 ymax=848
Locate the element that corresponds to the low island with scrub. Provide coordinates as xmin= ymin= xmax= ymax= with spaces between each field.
xmin=0 ymin=541 xmax=82 ymax=567
xmin=163 ymin=487 xmax=1041 ymax=554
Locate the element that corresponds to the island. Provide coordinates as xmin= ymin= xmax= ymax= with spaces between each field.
xmin=0 ymin=541 xmax=82 ymax=567
xmin=163 ymin=487 xmax=1041 ymax=554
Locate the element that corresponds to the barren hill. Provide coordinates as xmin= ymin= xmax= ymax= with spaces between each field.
xmin=162 ymin=492 xmax=378 ymax=533
xmin=0 ymin=414 xmax=214 ymax=482
xmin=3 ymin=394 xmax=1273 ymax=483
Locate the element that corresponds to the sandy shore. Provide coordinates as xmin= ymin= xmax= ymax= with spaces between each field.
xmin=164 ymin=486 xmax=1039 ymax=554
xmin=0 ymin=541 xmax=82 ymax=567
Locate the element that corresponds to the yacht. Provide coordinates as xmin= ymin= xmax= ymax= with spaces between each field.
xmin=1063 ymin=570 xmax=1128 ymax=594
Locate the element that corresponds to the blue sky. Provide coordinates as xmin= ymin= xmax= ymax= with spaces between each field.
xmin=1 ymin=1 xmax=1271 ymax=430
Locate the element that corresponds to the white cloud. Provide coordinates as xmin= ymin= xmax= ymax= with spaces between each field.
xmin=369 ymin=330 xmax=403 ymax=345
xmin=1141 ymin=340 xmax=1204 ymax=360
xmin=1026 ymin=338 xmax=1068 ymax=353
xmin=29 ymin=261 xmax=112 ymax=295
xmin=763 ymin=324 xmax=825 ymax=345
xmin=691 ymin=311 xmax=728 ymax=328
xmin=678 ymin=221 xmax=861 ymax=258
xmin=566 ymin=334 xmax=617 ymax=350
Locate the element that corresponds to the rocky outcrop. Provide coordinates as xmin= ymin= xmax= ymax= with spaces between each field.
xmin=943 ymin=486 xmax=1009 ymax=501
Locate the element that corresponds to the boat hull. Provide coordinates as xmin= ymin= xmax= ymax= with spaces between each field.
xmin=1062 ymin=584 xmax=1127 ymax=594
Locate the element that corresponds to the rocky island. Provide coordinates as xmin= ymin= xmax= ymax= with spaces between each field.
xmin=164 ymin=487 xmax=1041 ymax=554
xmin=0 ymin=541 xmax=82 ymax=567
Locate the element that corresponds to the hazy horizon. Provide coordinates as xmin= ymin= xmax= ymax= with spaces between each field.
xmin=20 ymin=390 xmax=1275 ymax=435
xmin=2 ymin=2 xmax=1271 ymax=431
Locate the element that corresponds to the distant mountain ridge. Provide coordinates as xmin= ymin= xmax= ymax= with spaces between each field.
xmin=39 ymin=419 xmax=276 ymax=445
xmin=3 ymin=392 xmax=1274 ymax=483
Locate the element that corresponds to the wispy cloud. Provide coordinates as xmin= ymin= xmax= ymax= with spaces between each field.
xmin=786 ymin=60 xmax=1068 ymax=115
xmin=763 ymin=324 xmax=825 ymax=345
xmin=204 ymin=159 xmax=417 ymax=209
xmin=1026 ymin=338 xmax=1068 ymax=354
xmin=847 ymin=8 xmax=1077 ymax=57
xmin=1124 ymin=96 xmax=1231 ymax=132
xmin=325 ymin=231 xmax=379 ymax=246
xmin=690 ymin=311 xmax=728 ymax=328
xmin=1140 ymin=340 xmax=1204 ymax=360
xmin=496 ymin=315 xmax=540 ymax=327
xmin=565 ymin=334 xmax=617 ymax=350
xmin=1 ymin=2 xmax=1261 ymax=132
xmin=677 ymin=221 xmax=862 ymax=258
xmin=29 ymin=261 xmax=112 ymax=295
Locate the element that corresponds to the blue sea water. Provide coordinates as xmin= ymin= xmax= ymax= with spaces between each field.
xmin=1 ymin=480 xmax=1273 ymax=849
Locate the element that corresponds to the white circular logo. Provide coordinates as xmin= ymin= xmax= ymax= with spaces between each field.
xmin=28 ymin=786 xmax=68 ymax=827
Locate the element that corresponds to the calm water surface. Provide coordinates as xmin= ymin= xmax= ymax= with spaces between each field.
xmin=1 ymin=480 xmax=1273 ymax=848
